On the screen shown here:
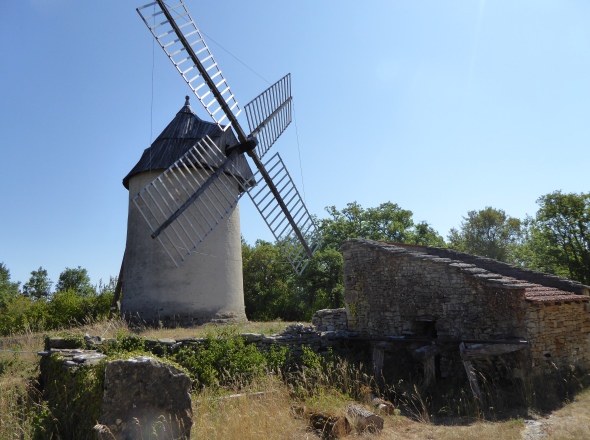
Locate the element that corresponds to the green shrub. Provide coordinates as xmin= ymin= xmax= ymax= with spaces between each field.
xmin=263 ymin=343 xmax=289 ymax=374
xmin=0 ymin=295 xmax=49 ymax=335
xmin=172 ymin=331 xmax=268 ymax=389
xmin=117 ymin=334 xmax=146 ymax=352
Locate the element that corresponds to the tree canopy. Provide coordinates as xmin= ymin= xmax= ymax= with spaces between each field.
xmin=22 ymin=267 xmax=52 ymax=300
xmin=319 ymin=202 xmax=444 ymax=250
xmin=447 ymin=207 xmax=522 ymax=263
xmin=55 ymin=266 xmax=96 ymax=297
xmin=242 ymin=201 xmax=446 ymax=321
xmin=0 ymin=263 xmax=20 ymax=308
xmin=521 ymin=191 xmax=590 ymax=284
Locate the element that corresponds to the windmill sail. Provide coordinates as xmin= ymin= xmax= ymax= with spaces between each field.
xmin=135 ymin=0 xmax=321 ymax=273
xmin=131 ymin=136 xmax=252 ymax=266
xmin=244 ymin=153 xmax=321 ymax=274
xmin=244 ymin=74 xmax=293 ymax=159
xmin=137 ymin=0 xmax=241 ymax=130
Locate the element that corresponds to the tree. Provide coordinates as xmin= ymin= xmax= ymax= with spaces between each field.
xmin=56 ymin=266 xmax=95 ymax=297
xmin=295 ymin=248 xmax=344 ymax=319
xmin=0 ymin=262 xmax=20 ymax=308
xmin=522 ymin=191 xmax=590 ymax=284
xmin=242 ymin=240 xmax=300 ymax=321
xmin=319 ymin=201 xmax=444 ymax=250
xmin=23 ymin=267 xmax=52 ymax=300
xmin=409 ymin=221 xmax=446 ymax=247
xmin=97 ymin=276 xmax=118 ymax=296
xmin=447 ymin=207 xmax=522 ymax=263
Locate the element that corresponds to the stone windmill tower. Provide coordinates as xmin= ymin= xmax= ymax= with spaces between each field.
xmin=119 ymin=0 xmax=320 ymax=325
xmin=121 ymin=97 xmax=252 ymax=325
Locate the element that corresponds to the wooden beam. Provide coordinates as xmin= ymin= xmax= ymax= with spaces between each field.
xmin=460 ymin=343 xmax=527 ymax=360
xmin=372 ymin=346 xmax=385 ymax=380
xmin=459 ymin=342 xmax=483 ymax=401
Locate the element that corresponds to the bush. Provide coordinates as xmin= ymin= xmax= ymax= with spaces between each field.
xmin=0 ymin=295 xmax=48 ymax=335
xmin=0 ymin=289 xmax=114 ymax=336
xmin=172 ymin=330 xmax=269 ymax=389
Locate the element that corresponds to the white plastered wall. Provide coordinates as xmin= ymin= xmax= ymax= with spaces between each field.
xmin=121 ymin=169 xmax=247 ymax=324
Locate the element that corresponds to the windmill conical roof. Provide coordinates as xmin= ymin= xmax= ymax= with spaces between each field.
xmin=123 ymin=97 xmax=252 ymax=189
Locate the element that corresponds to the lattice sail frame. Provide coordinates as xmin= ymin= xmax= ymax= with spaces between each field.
xmin=245 ymin=74 xmax=293 ymax=159
xmin=137 ymin=1 xmax=241 ymax=130
xmin=243 ymin=153 xmax=321 ymax=274
xmin=131 ymin=136 xmax=251 ymax=266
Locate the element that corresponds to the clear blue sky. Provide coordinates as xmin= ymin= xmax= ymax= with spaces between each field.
xmin=1 ymin=0 xmax=589 ymax=287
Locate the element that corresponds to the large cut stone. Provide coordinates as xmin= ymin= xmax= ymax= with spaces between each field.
xmin=99 ymin=356 xmax=192 ymax=439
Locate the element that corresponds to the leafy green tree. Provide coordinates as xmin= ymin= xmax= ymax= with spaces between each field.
xmin=0 ymin=263 xmax=20 ymax=308
xmin=448 ymin=207 xmax=522 ymax=263
xmin=296 ymin=202 xmax=443 ymax=318
xmin=56 ymin=266 xmax=95 ymax=297
xmin=319 ymin=201 xmax=444 ymax=250
xmin=409 ymin=221 xmax=447 ymax=247
xmin=97 ymin=276 xmax=118 ymax=296
xmin=319 ymin=202 xmax=415 ymax=250
xmin=521 ymin=191 xmax=590 ymax=284
xmin=22 ymin=267 xmax=52 ymax=300
xmin=0 ymin=294 xmax=49 ymax=335
xmin=295 ymin=248 xmax=344 ymax=319
xmin=242 ymin=240 xmax=300 ymax=321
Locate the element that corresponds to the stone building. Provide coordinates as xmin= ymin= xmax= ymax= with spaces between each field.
xmin=341 ymin=239 xmax=590 ymax=382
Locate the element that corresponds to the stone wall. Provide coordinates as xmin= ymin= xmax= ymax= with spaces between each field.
xmin=526 ymin=301 xmax=590 ymax=372
xmin=312 ymin=308 xmax=348 ymax=331
xmin=341 ymin=240 xmax=527 ymax=340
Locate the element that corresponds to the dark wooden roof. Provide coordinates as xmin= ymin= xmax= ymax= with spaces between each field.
xmin=123 ymin=97 xmax=253 ymax=189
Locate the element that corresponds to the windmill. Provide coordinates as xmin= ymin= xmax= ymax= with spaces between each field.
xmin=119 ymin=0 xmax=321 ymax=325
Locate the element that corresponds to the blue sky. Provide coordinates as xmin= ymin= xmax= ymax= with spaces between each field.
xmin=1 ymin=0 xmax=589 ymax=287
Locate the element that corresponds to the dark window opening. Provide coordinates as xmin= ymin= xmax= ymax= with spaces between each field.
xmin=415 ymin=320 xmax=437 ymax=338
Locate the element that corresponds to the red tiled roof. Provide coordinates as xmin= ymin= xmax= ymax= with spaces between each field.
xmin=523 ymin=285 xmax=587 ymax=303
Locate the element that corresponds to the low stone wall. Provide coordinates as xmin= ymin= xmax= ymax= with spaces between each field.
xmin=312 ymin=308 xmax=348 ymax=331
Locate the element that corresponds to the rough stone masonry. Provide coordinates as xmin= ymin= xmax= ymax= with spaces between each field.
xmin=341 ymin=239 xmax=590 ymax=376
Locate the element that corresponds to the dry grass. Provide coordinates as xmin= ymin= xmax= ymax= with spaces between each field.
xmin=0 ymin=335 xmax=44 ymax=440
xmin=540 ymin=388 xmax=590 ymax=439
xmin=192 ymin=375 xmax=309 ymax=439
xmin=136 ymin=320 xmax=299 ymax=340
xmin=375 ymin=418 xmax=524 ymax=440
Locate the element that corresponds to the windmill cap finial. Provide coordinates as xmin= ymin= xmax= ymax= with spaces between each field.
xmin=185 ymin=95 xmax=190 ymax=105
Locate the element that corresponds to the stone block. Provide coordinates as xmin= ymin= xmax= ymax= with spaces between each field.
xmin=99 ymin=356 xmax=192 ymax=439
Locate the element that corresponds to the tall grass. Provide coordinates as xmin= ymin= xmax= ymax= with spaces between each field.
xmin=0 ymin=334 xmax=49 ymax=439
xmin=193 ymin=375 xmax=306 ymax=439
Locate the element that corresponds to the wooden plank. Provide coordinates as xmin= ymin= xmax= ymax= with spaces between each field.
xmin=460 ymin=342 xmax=482 ymax=401
xmin=372 ymin=346 xmax=385 ymax=379
xmin=460 ymin=343 xmax=526 ymax=360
